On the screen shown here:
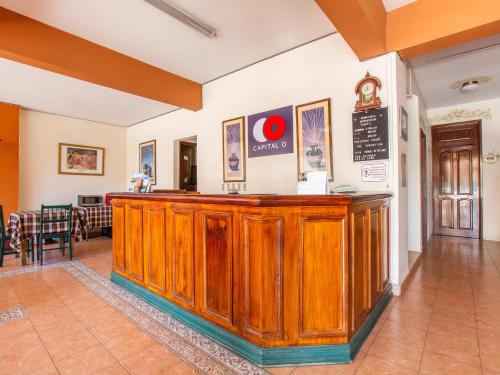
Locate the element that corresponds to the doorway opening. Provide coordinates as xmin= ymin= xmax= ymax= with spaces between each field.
xmin=174 ymin=136 xmax=197 ymax=192
xmin=431 ymin=120 xmax=482 ymax=239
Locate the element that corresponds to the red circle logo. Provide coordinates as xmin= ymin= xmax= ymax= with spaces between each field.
xmin=263 ymin=116 xmax=286 ymax=141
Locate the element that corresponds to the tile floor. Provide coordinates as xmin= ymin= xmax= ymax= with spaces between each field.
xmin=1 ymin=235 xmax=499 ymax=374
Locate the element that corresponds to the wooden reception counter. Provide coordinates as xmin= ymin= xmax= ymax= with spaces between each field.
xmin=109 ymin=192 xmax=392 ymax=366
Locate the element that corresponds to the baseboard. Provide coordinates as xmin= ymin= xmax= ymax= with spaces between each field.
xmin=111 ymin=272 xmax=392 ymax=367
xmin=392 ymin=250 xmax=423 ymax=296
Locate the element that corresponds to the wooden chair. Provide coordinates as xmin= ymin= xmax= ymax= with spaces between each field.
xmin=0 ymin=205 xmax=18 ymax=267
xmin=37 ymin=204 xmax=73 ymax=266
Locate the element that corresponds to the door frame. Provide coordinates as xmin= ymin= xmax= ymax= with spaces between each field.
xmin=431 ymin=120 xmax=482 ymax=239
xmin=420 ymin=128 xmax=427 ymax=247
xmin=178 ymin=140 xmax=197 ymax=191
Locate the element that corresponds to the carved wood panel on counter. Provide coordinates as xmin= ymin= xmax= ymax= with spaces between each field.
xmin=299 ymin=215 xmax=347 ymax=338
xmin=171 ymin=208 xmax=195 ymax=309
xmin=125 ymin=204 xmax=145 ymax=285
xmin=112 ymin=203 xmax=126 ymax=274
xmin=349 ymin=209 xmax=370 ymax=332
xmin=144 ymin=205 xmax=168 ymax=295
xmin=111 ymin=194 xmax=391 ymax=348
xmin=241 ymin=215 xmax=284 ymax=343
xmin=200 ymin=211 xmax=233 ymax=327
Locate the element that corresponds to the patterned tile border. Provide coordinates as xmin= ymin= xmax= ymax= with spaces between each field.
xmin=0 ymin=306 xmax=26 ymax=324
xmin=0 ymin=261 xmax=269 ymax=375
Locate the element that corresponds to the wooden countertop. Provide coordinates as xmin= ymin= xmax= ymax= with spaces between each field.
xmin=108 ymin=192 xmax=391 ymax=207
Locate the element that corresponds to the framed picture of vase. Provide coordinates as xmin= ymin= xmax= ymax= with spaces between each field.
xmin=139 ymin=140 xmax=156 ymax=185
xmin=295 ymin=98 xmax=333 ymax=180
xmin=222 ymin=116 xmax=246 ymax=182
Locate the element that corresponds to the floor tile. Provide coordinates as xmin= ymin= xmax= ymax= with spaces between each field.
xmin=291 ymin=364 xmax=346 ymax=374
xmin=0 ymin=345 xmax=53 ymax=375
xmin=356 ymin=354 xmax=418 ymax=375
xmin=368 ymin=336 xmax=423 ymax=372
xmin=52 ymin=344 xmax=121 ymax=375
xmin=119 ymin=344 xmax=183 ymax=375
xmin=266 ymin=366 xmax=296 ymax=375
xmin=419 ymin=351 xmax=482 ymax=375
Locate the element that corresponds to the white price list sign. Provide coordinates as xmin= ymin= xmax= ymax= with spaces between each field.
xmin=361 ymin=163 xmax=387 ymax=182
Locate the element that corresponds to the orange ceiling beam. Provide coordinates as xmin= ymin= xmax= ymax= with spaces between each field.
xmin=316 ymin=0 xmax=500 ymax=61
xmin=0 ymin=7 xmax=202 ymax=110
xmin=387 ymin=0 xmax=500 ymax=59
xmin=314 ymin=0 xmax=387 ymax=60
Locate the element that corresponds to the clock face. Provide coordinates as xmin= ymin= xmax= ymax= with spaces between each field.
xmin=362 ymin=82 xmax=374 ymax=95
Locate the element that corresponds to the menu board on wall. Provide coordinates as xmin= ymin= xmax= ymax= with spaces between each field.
xmin=352 ymin=107 xmax=389 ymax=162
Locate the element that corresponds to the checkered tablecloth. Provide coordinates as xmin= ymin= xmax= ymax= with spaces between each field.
xmin=76 ymin=205 xmax=112 ymax=230
xmin=6 ymin=209 xmax=83 ymax=251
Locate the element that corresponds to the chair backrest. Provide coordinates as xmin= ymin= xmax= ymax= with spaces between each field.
xmin=40 ymin=204 xmax=73 ymax=237
xmin=0 ymin=205 xmax=5 ymax=249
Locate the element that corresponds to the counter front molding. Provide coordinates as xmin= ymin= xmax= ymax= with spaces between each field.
xmin=109 ymin=193 xmax=392 ymax=366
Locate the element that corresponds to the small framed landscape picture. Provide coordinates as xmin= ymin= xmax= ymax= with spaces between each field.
xmin=222 ymin=116 xmax=246 ymax=182
xmin=58 ymin=143 xmax=105 ymax=176
xmin=296 ymin=98 xmax=333 ymax=180
xmin=400 ymin=106 xmax=408 ymax=142
xmin=139 ymin=140 xmax=157 ymax=185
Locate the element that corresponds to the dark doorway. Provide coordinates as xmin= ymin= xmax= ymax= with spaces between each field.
xmin=420 ymin=129 xmax=427 ymax=247
xmin=431 ymin=121 xmax=481 ymax=239
xmin=179 ymin=141 xmax=197 ymax=192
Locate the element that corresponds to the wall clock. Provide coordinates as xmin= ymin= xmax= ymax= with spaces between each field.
xmin=355 ymin=72 xmax=382 ymax=112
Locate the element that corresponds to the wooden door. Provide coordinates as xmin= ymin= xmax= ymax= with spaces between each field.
xmin=432 ymin=121 xmax=481 ymax=239
xmin=420 ymin=129 xmax=427 ymax=246
xmin=179 ymin=141 xmax=197 ymax=191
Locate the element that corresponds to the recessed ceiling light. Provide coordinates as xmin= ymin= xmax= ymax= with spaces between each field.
xmin=449 ymin=76 xmax=492 ymax=91
xmin=461 ymin=80 xmax=479 ymax=92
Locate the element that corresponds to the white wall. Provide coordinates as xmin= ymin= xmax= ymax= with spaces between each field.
xmin=406 ymin=95 xmax=422 ymax=252
xmin=428 ymin=98 xmax=500 ymax=241
xmin=388 ymin=55 xmax=408 ymax=288
xmin=126 ymin=34 xmax=393 ymax=195
xmin=126 ymin=34 xmax=422 ymax=290
xmin=19 ymin=110 xmax=127 ymax=209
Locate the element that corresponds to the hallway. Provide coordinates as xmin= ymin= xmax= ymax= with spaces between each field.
xmin=350 ymin=236 xmax=500 ymax=374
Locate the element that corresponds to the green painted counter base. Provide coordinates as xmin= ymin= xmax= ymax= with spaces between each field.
xmin=111 ymin=271 xmax=392 ymax=367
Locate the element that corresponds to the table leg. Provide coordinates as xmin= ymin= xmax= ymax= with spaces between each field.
xmin=21 ymin=240 xmax=27 ymax=266
xmin=71 ymin=237 xmax=75 ymax=259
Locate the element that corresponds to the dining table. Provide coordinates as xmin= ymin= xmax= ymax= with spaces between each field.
xmin=6 ymin=209 xmax=83 ymax=266
xmin=76 ymin=205 xmax=112 ymax=232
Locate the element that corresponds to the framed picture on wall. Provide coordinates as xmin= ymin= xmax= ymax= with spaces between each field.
xmin=222 ymin=116 xmax=246 ymax=182
xmin=139 ymin=140 xmax=157 ymax=185
xmin=400 ymin=106 xmax=408 ymax=142
xmin=401 ymin=153 xmax=407 ymax=187
xmin=295 ymin=98 xmax=333 ymax=180
xmin=58 ymin=143 xmax=105 ymax=176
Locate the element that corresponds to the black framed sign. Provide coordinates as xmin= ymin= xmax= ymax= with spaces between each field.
xmin=352 ymin=107 xmax=389 ymax=162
